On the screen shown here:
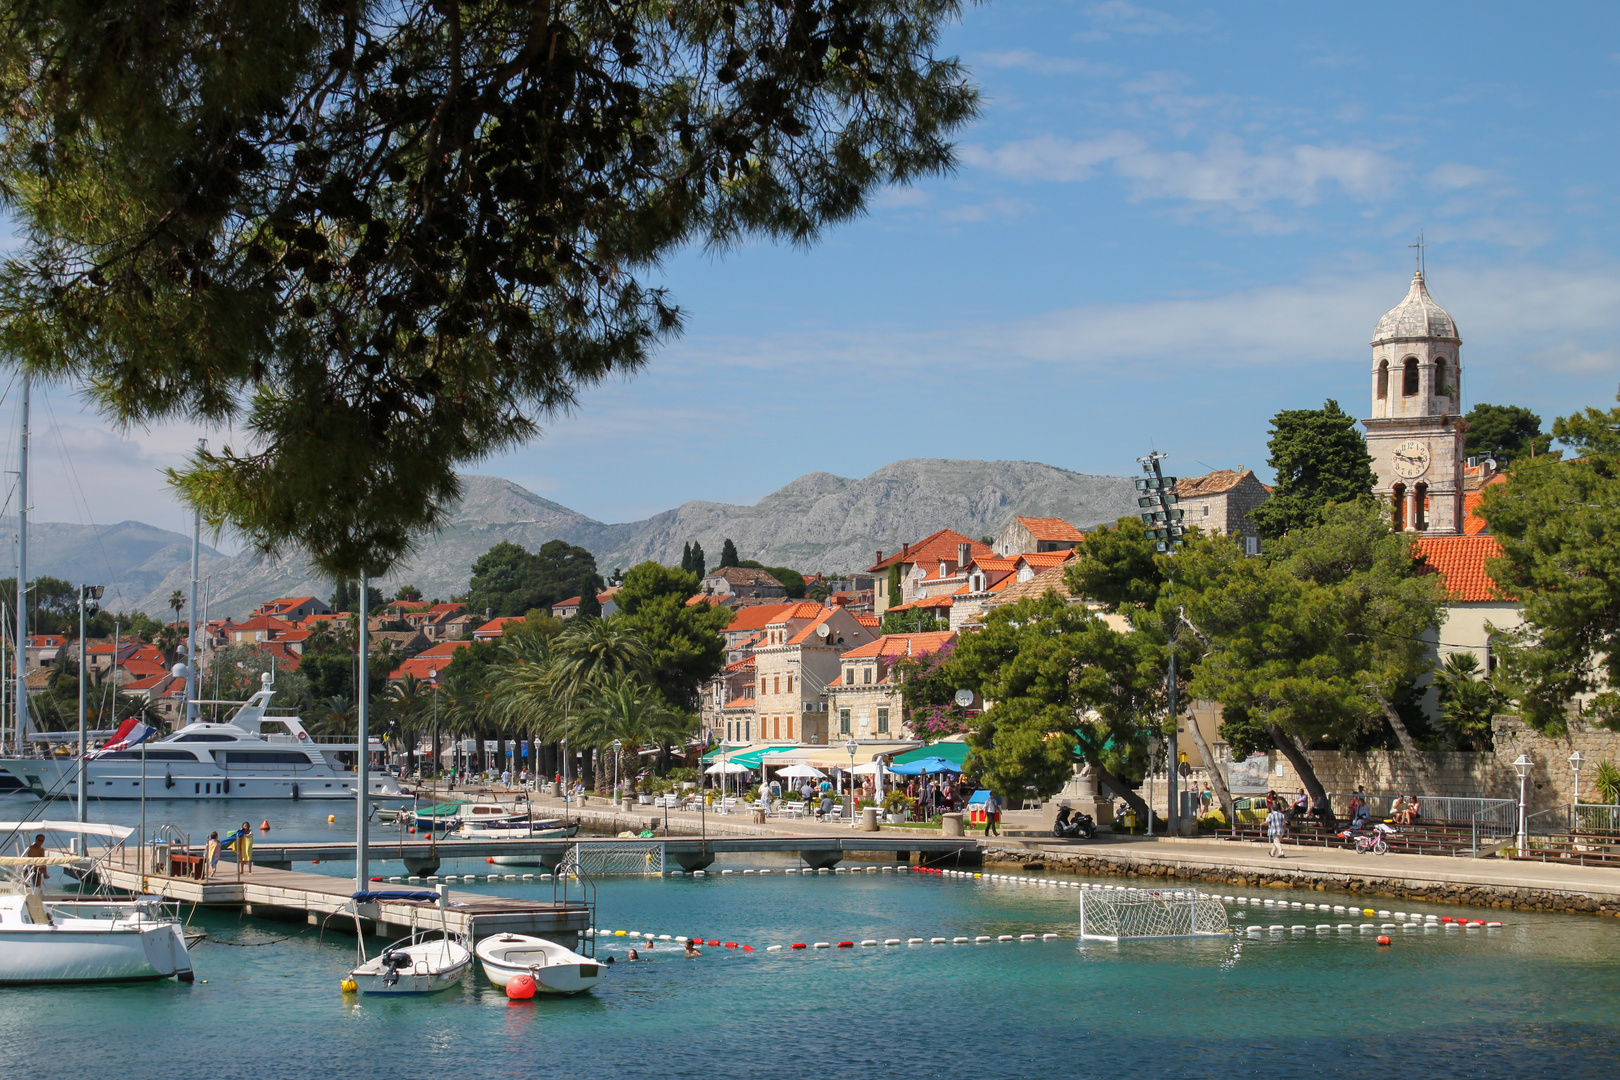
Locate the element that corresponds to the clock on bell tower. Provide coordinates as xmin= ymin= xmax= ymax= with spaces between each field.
xmin=1362 ymin=268 xmax=1466 ymax=534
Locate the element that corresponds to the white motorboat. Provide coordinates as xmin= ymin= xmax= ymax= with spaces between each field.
xmin=0 ymin=674 xmax=408 ymax=802
xmin=349 ymin=933 xmax=471 ymax=995
xmin=0 ymin=822 xmax=196 ymax=984
xmin=475 ymin=933 xmax=605 ymax=995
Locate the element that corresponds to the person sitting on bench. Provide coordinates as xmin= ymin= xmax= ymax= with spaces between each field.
xmin=1396 ymin=795 xmax=1420 ymax=826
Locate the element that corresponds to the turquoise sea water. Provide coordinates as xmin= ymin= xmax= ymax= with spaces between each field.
xmin=2 ymin=795 xmax=1618 ymax=1079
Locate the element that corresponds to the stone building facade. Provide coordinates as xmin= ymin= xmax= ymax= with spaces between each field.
xmin=1172 ymin=470 xmax=1270 ymax=553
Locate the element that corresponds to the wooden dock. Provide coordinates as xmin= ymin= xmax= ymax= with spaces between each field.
xmin=95 ymin=851 xmax=591 ymax=941
xmin=242 ymin=834 xmax=982 ymax=874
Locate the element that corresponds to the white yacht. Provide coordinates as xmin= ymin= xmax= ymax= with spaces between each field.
xmin=0 ymin=675 xmax=407 ymax=802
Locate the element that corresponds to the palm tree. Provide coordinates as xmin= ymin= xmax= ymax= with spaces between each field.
xmin=573 ymin=674 xmax=695 ymax=791
xmin=386 ymin=675 xmax=432 ymax=772
xmin=305 ymin=695 xmax=356 ymax=740
xmin=167 ymin=589 xmax=186 ymax=625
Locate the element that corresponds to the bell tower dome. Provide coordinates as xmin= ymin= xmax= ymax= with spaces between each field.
xmin=1363 ymin=269 xmax=1466 ymax=534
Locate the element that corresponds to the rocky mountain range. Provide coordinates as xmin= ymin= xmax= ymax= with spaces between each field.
xmin=9 ymin=458 xmax=1139 ymax=619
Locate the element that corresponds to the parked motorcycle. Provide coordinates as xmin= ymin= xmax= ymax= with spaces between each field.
xmin=1052 ymin=805 xmax=1096 ymax=840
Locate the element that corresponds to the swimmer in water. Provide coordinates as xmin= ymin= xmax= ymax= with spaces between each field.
xmin=627 ymin=948 xmax=639 ymax=961
xmin=684 ymin=939 xmax=701 ymax=957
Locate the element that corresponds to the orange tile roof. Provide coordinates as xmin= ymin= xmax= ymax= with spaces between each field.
xmin=27 ymin=635 xmax=65 ymax=647
xmin=1414 ymin=535 xmax=1510 ymax=603
xmin=686 ymin=592 xmax=727 ymax=607
xmin=724 ymin=656 xmax=757 ymax=672
xmin=263 ymin=596 xmax=319 ymax=609
xmin=769 ymin=601 xmax=829 ymax=625
xmin=724 ymin=603 xmax=798 ymax=632
xmin=230 ymin=614 xmax=298 ymax=633
xmin=473 ymin=616 xmax=525 ymax=638
xmin=888 ymin=594 xmax=955 ymax=613
xmin=786 ymin=606 xmax=844 ymax=645
xmin=868 ymin=530 xmax=993 ymax=572
xmin=121 ymin=673 xmax=172 ymax=692
xmin=854 ymin=615 xmax=880 ymax=628
xmin=1014 ymin=516 xmax=1085 ymax=542
xmin=416 ymin=640 xmax=472 ymax=659
xmin=1018 ymin=551 xmax=1072 ymax=569
xmin=983 ymin=558 xmax=1078 ymax=608
xmin=1462 ymin=472 xmax=1506 ymax=536
xmin=389 ymin=655 xmax=453 ymax=682
xmin=1174 ymin=469 xmax=1255 ymax=498
xmin=723 ymin=696 xmax=757 ymax=710
xmin=840 ymin=631 xmax=957 ymax=659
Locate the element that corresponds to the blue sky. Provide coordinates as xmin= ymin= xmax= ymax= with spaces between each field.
xmin=15 ymin=2 xmax=1620 ymax=538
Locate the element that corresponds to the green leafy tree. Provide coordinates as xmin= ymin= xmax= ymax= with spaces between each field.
xmin=384 ymin=674 xmax=432 ymax=771
xmin=464 ymin=539 xmax=602 ymax=618
xmin=0 ymin=576 xmax=79 ymax=636
xmin=879 ymin=608 xmax=945 ymax=635
xmin=1480 ymin=391 xmax=1620 ymax=733
xmin=167 ymin=589 xmax=186 ymax=627
xmin=946 ymin=592 xmax=1164 ymax=817
xmin=1250 ymin=399 xmax=1378 ymax=541
xmin=759 ymin=566 xmax=805 ymax=598
xmin=328 ymin=580 xmax=384 ymax=613
xmin=1464 ymin=403 xmax=1552 ymax=465
xmin=0 ymin=1 xmax=977 ymax=580
xmin=614 ymin=562 xmax=729 ymax=711
xmin=573 ymin=673 xmax=695 ymax=781
xmin=719 ymin=540 xmax=741 ymax=569
xmin=1431 ymin=652 xmax=1502 ymax=750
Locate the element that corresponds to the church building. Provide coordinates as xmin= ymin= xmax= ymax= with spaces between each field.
xmin=1363 ymin=270 xmax=1466 ymax=535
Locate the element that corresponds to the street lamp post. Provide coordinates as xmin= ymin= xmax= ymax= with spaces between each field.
xmin=76 ymin=584 xmax=104 ymax=824
xmin=612 ymin=739 xmax=623 ymax=803
xmin=846 ymin=737 xmax=858 ymax=825
xmin=1512 ymin=753 xmax=1532 ymax=855
xmin=1570 ymin=750 xmax=1586 ymax=813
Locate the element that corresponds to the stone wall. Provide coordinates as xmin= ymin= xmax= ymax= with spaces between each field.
xmin=1139 ymin=715 xmax=1620 ymax=817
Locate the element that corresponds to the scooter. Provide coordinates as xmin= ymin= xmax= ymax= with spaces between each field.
xmin=1052 ymin=805 xmax=1096 ymax=840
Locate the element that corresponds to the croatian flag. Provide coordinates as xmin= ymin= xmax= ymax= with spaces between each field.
xmin=90 ymin=717 xmax=157 ymax=757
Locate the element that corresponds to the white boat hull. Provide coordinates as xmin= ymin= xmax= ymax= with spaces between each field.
xmin=351 ymin=939 xmax=470 ymax=995
xmin=0 ymin=758 xmax=407 ymax=802
xmin=476 ymin=934 xmax=605 ymax=995
xmin=0 ymin=920 xmax=194 ymax=983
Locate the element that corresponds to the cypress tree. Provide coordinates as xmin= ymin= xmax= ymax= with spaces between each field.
xmin=680 ymin=542 xmax=693 ymax=573
xmin=691 ymin=542 xmax=707 ymax=579
xmin=719 ymin=539 xmax=740 ymax=568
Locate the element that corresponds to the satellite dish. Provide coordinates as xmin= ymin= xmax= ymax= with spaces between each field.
xmin=816 ymin=623 xmax=831 ymax=638
xmin=953 ymin=689 xmax=974 ymax=708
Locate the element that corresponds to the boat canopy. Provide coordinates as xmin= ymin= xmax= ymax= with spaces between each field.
xmin=0 ymin=820 xmax=134 ymax=840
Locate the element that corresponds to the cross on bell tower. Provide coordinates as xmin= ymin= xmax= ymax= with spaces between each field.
xmin=1362 ymin=262 xmax=1466 ymax=535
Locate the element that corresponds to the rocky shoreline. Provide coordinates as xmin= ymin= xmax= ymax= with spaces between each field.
xmin=981 ymin=845 xmax=1620 ymax=917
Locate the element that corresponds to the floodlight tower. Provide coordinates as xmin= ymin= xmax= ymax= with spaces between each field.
xmin=1136 ymin=452 xmax=1185 ymax=835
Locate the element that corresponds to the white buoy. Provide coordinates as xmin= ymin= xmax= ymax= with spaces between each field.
xmin=812 ymin=942 xmax=831 ymax=949
xmin=766 ymin=945 xmax=782 ymax=951
xmin=884 ymin=939 xmax=900 ymax=946
xmin=930 ymin=937 xmax=947 ymax=944
xmin=860 ymin=939 xmax=878 ymax=946
xmin=908 ymin=938 xmax=925 ymax=944
xmin=1020 ymin=934 xmax=1037 ymax=940
xmin=1041 ymin=933 xmax=1060 ymax=940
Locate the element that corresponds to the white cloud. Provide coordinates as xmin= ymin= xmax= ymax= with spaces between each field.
xmin=962 ymin=131 xmax=1399 ymax=212
xmin=971 ymin=50 xmax=1117 ymax=78
xmin=1428 ymin=163 xmax=1495 ymax=191
xmin=1081 ymin=1 xmax=1210 ymax=38
xmin=957 ymin=132 xmax=1146 ymax=183
xmin=1527 ymin=341 xmax=1620 ymax=375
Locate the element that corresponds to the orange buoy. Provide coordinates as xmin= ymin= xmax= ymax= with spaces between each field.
xmin=1376 ymin=935 xmax=1391 ymax=946
xmin=506 ymin=974 xmax=536 ymax=1000
xmin=408 ymin=826 xmax=416 ymax=834
xmin=370 ymin=876 xmax=382 ymax=882
xmin=724 ymin=942 xmax=738 ymax=949
xmin=327 ymin=814 xmax=336 ymax=823
xmin=837 ymin=941 xmax=854 ymax=948
xmin=487 ymin=857 xmax=495 ymax=864
xmin=312 ymin=860 xmax=320 ymax=865
xmin=260 ymin=820 xmax=270 ymax=831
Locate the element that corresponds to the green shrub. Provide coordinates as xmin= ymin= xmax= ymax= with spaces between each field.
xmin=1595 ymin=761 xmax=1620 ymax=805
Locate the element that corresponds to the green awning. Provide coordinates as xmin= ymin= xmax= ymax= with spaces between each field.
xmin=893 ymin=740 xmax=969 ymax=767
xmin=727 ymin=745 xmax=800 ymax=769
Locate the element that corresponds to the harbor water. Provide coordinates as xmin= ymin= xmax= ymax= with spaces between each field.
xmin=2 ymin=795 xmax=1618 ymax=1078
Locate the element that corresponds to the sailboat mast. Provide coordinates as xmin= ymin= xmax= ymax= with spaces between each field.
xmin=14 ymin=375 xmax=27 ymax=757
xmin=184 ymin=439 xmax=203 ymax=725
xmin=356 ymin=573 xmax=371 ymax=892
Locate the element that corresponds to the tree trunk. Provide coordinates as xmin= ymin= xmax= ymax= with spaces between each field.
xmin=1090 ymin=763 xmax=1158 ymax=830
xmin=1265 ymin=721 xmax=1337 ymax=830
xmin=1182 ymin=709 xmax=1235 ymax=827
xmin=1375 ymin=693 xmax=1441 ymax=798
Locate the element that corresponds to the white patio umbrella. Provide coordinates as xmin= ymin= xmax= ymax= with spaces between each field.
xmin=853 ymin=759 xmax=891 ymax=800
xmin=705 ymin=759 xmax=749 ymax=800
xmin=779 ymin=764 xmax=828 ymax=779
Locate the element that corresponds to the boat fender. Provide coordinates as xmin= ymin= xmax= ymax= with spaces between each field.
xmin=506 ymin=975 xmax=536 ymax=1000
xmin=165 ymin=772 xmax=174 ymax=789
xmin=328 ymin=815 xmax=336 ymax=823
xmin=222 ymin=779 xmax=230 ymax=793
xmin=292 ymin=784 xmax=300 ymax=800
xmin=340 ymin=979 xmax=358 ymax=993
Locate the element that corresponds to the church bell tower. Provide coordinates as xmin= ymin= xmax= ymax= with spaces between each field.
xmin=1363 ymin=269 xmax=1466 ymax=534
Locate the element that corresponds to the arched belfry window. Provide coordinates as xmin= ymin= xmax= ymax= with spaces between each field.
xmin=1376 ymin=359 xmax=1389 ymax=400
xmin=1413 ymin=482 xmax=1429 ymax=531
xmin=1434 ymin=358 xmax=1449 ymax=397
xmin=1391 ymin=483 xmax=1406 ymax=532
xmin=1402 ymin=357 xmax=1420 ymax=396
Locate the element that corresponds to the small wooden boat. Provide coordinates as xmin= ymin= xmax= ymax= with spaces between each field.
xmin=475 ymin=933 xmax=605 ymax=995
xmin=350 ymin=932 xmax=471 ymax=995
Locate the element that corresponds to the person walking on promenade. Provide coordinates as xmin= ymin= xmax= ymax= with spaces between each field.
xmin=204 ymin=832 xmax=221 ymax=879
xmin=1266 ymin=803 xmax=1288 ymax=858
xmin=983 ymin=791 xmax=1002 ymax=836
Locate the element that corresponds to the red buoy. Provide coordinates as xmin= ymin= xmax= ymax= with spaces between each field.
xmin=837 ymin=941 xmax=854 ymax=948
xmin=370 ymin=876 xmax=382 ymax=882
xmin=506 ymin=974 xmax=536 ymax=999
xmin=1440 ymin=916 xmax=1454 ymax=923
xmin=706 ymin=939 xmax=720 ymax=946
xmin=741 ymin=945 xmax=754 ymax=952
xmin=260 ymin=820 xmax=270 ymax=831
xmin=724 ymin=942 xmax=737 ymax=949
xmin=790 ymin=943 xmax=807 ymax=950
xmin=487 ymin=857 xmax=495 ymax=864
xmin=1376 ymin=935 xmax=1391 ymax=945
xmin=408 ymin=826 xmax=416 ymax=834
